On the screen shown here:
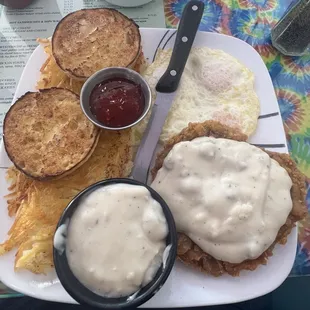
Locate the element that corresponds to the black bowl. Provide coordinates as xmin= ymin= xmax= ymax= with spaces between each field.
xmin=53 ymin=178 xmax=177 ymax=309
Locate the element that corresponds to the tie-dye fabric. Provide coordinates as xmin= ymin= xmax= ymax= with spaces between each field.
xmin=165 ymin=0 xmax=310 ymax=276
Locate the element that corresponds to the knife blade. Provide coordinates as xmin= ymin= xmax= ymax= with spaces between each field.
xmin=131 ymin=0 xmax=204 ymax=183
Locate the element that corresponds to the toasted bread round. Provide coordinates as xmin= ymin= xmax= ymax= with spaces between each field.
xmin=152 ymin=121 xmax=307 ymax=277
xmin=52 ymin=8 xmax=141 ymax=80
xmin=3 ymin=88 xmax=100 ymax=180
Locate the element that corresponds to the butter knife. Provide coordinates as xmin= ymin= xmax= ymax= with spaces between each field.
xmin=131 ymin=0 xmax=204 ymax=183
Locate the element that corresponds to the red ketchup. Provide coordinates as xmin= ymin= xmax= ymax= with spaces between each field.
xmin=89 ymin=78 xmax=145 ymax=128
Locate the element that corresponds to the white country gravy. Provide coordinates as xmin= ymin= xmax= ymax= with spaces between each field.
xmin=65 ymin=183 xmax=168 ymax=297
xmin=151 ymin=137 xmax=293 ymax=264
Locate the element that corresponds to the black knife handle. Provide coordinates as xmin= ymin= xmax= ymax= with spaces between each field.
xmin=156 ymin=0 xmax=204 ymax=93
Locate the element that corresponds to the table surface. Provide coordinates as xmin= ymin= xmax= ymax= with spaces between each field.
xmin=0 ymin=0 xmax=309 ymax=298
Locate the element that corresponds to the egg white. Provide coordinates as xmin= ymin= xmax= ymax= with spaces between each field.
xmin=141 ymin=47 xmax=260 ymax=143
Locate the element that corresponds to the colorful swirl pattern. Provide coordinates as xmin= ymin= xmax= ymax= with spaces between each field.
xmin=165 ymin=0 xmax=310 ymax=276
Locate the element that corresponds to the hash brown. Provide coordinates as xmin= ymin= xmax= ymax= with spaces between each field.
xmin=3 ymin=88 xmax=100 ymax=180
xmin=37 ymin=38 xmax=84 ymax=94
xmin=0 ymin=32 xmax=142 ymax=273
xmin=37 ymin=38 xmax=146 ymax=93
xmin=152 ymin=120 xmax=307 ymax=276
xmin=52 ymin=9 xmax=141 ymax=79
xmin=1 ymin=129 xmax=134 ymax=274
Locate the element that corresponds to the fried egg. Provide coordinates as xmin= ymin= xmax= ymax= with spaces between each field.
xmin=142 ymin=47 xmax=260 ymax=143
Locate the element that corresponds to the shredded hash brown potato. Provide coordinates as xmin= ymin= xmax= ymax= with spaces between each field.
xmin=36 ymin=38 xmax=84 ymax=94
xmin=0 ymin=38 xmax=139 ymax=273
xmin=36 ymin=38 xmax=146 ymax=92
xmin=36 ymin=38 xmax=145 ymax=149
xmin=1 ymin=130 xmax=134 ymax=274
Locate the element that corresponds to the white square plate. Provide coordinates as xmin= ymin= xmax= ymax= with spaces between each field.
xmin=0 ymin=28 xmax=295 ymax=307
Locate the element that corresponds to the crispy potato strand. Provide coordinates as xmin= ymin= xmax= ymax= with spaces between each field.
xmin=0 ymin=38 xmax=138 ymax=274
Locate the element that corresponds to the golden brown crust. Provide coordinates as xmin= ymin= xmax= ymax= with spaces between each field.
xmin=152 ymin=120 xmax=307 ymax=276
xmin=52 ymin=8 xmax=141 ymax=79
xmin=3 ymin=88 xmax=100 ymax=181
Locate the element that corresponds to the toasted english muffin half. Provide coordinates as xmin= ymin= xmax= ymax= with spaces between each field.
xmin=52 ymin=8 xmax=141 ymax=80
xmin=3 ymin=88 xmax=100 ymax=180
xmin=151 ymin=120 xmax=307 ymax=277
